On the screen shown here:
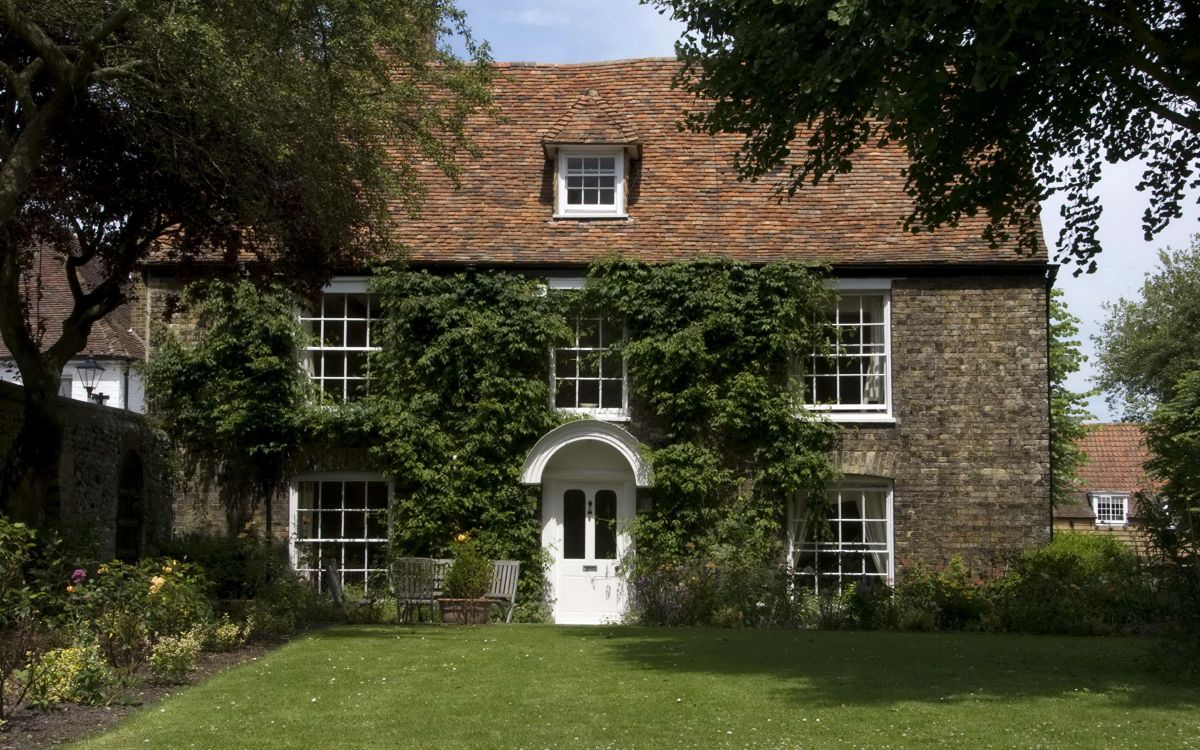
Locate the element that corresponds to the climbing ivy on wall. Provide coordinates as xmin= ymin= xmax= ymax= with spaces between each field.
xmin=366 ymin=267 xmax=569 ymax=568
xmin=583 ymin=258 xmax=840 ymax=569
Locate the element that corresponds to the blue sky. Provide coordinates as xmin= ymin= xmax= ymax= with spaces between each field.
xmin=455 ymin=0 xmax=1200 ymax=421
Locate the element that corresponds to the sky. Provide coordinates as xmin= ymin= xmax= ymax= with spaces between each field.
xmin=454 ymin=0 xmax=1200 ymax=422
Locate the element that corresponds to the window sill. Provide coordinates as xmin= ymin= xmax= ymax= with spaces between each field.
xmin=805 ymin=410 xmax=896 ymax=425
xmin=552 ymin=212 xmax=630 ymax=221
xmin=556 ymin=408 xmax=630 ymax=423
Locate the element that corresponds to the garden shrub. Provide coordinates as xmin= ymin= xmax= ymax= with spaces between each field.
xmin=895 ymin=557 xmax=987 ymax=631
xmin=200 ymin=614 xmax=248 ymax=653
xmin=25 ymin=641 xmax=114 ymax=708
xmin=987 ymin=533 xmax=1154 ymax=635
xmin=148 ymin=629 xmax=203 ymax=684
xmin=163 ymin=532 xmax=286 ymax=601
xmin=444 ymin=535 xmax=493 ymax=599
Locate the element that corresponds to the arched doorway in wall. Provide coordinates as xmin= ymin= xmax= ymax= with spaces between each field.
xmin=115 ymin=451 xmax=144 ymax=562
xmin=521 ymin=420 xmax=652 ymax=624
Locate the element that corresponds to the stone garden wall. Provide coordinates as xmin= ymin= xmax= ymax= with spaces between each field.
xmin=0 ymin=380 xmax=173 ymax=558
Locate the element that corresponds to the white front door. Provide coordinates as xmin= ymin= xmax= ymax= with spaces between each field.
xmin=543 ymin=482 xmax=633 ymax=624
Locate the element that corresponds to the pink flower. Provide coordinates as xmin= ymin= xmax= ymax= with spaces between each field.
xmin=71 ymin=569 xmax=87 ymax=584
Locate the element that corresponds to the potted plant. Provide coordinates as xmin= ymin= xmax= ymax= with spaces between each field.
xmin=439 ymin=534 xmax=493 ymax=625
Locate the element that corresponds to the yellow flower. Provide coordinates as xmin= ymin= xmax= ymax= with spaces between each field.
xmin=149 ymin=576 xmax=166 ymax=595
xmin=455 ymin=533 xmax=469 ymax=543
xmin=66 ymin=585 xmax=75 ymax=593
xmin=97 ymin=565 xmax=109 ymax=575
xmin=162 ymin=565 xmax=173 ymax=574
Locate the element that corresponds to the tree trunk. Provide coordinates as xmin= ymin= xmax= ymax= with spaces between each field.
xmin=0 ymin=372 xmax=64 ymax=523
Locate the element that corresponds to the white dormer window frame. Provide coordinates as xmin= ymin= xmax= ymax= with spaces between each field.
xmin=1090 ymin=492 xmax=1130 ymax=526
xmin=554 ymin=147 xmax=627 ymax=218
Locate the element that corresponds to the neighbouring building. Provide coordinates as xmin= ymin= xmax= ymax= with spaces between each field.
xmin=1054 ymin=423 xmax=1153 ymax=554
xmin=130 ymin=58 xmax=1051 ymax=623
xmin=0 ymin=250 xmax=146 ymax=413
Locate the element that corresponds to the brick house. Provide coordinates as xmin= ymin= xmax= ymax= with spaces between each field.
xmin=1054 ymin=423 xmax=1153 ymax=553
xmin=136 ymin=58 xmax=1051 ymax=624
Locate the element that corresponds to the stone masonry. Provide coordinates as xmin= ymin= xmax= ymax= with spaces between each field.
xmin=831 ymin=273 xmax=1051 ymax=575
xmin=0 ymin=380 xmax=172 ymax=558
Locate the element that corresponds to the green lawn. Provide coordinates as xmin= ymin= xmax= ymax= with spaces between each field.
xmin=73 ymin=626 xmax=1200 ymax=749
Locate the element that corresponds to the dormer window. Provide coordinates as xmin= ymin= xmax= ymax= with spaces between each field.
xmin=556 ymin=148 xmax=626 ymax=218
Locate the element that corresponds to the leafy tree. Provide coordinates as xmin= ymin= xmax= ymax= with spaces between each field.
xmin=651 ymin=0 xmax=1198 ymax=271
xmin=142 ymin=279 xmax=310 ymax=533
xmin=0 ymin=0 xmax=492 ymax=521
xmin=1095 ymin=236 xmax=1200 ymax=421
xmin=1141 ymin=366 xmax=1200 ymax=569
xmin=1095 ymin=236 xmax=1200 ymax=653
xmin=1048 ymin=288 xmax=1094 ymax=505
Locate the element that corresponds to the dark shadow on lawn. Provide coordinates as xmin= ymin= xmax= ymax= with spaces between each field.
xmin=554 ymin=626 xmax=1200 ymax=711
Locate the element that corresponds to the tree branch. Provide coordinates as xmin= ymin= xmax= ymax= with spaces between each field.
xmin=1106 ymin=63 xmax=1200 ymax=133
xmin=0 ymin=0 xmax=72 ymax=82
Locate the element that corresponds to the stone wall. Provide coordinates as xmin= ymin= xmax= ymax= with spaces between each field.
xmin=134 ymin=269 xmax=1052 ymax=576
xmin=0 ymin=380 xmax=172 ymax=558
xmin=832 ymin=273 xmax=1051 ymax=575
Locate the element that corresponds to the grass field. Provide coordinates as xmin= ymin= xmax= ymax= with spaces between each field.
xmin=72 ymin=625 xmax=1200 ymax=749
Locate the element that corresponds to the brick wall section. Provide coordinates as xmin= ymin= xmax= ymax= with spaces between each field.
xmin=0 ymin=381 xmax=172 ymax=557
xmin=831 ymin=274 xmax=1051 ymax=576
xmin=136 ymin=269 xmax=1052 ymax=576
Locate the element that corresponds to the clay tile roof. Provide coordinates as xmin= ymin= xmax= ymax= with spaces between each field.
xmin=1055 ymin=423 xmax=1153 ymax=520
xmin=0 ymin=249 xmax=144 ymax=362
xmin=395 ymin=58 xmax=1048 ymax=268
xmin=542 ymin=90 xmax=641 ymax=153
xmin=1076 ymin=423 xmax=1152 ymax=493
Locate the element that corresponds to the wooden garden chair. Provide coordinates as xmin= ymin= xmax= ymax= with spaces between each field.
xmin=487 ymin=560 xmax=521 ymax=623
xmin=391 ymin=557 xmax=436 ymax=624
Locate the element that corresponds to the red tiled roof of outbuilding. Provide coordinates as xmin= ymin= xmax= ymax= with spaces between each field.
xmin=1076 ymin=423 xmax=1152 ymax=494
xmin=392 ymin=58 xmax=1048 ymax=268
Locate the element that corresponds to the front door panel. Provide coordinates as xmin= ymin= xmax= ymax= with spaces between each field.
xmin=543 ymin=483 xmax=632 ymax=624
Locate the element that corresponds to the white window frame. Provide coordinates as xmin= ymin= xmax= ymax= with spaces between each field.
xmin=548 ymin=277 xmax=629 ymax=421
xmin=554 ymin=147 xmax=627 ymax=218
xmin=299 ymin=276 xmax=380 ymax=402
xmin=1090 ymin=492 xmax=1130 ymax=526
xmin=787 ymin=480 xmax=895 ymax=594
xmin=803 ymin=278 xmax=893 ymax=423
xmin=289 ymin=472 xmax=391 ymax=594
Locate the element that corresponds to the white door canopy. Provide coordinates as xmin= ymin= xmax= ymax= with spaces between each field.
xmin=520 ymin=420 xmax=652 ymax=487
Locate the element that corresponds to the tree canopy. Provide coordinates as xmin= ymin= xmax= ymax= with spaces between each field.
xmin=1048 ymin=288 xmax=1093 ymax=505
xmin=0 ymin=0 xmax=492 ymax=520
xmin=651 ymin=0 xmax=1199 ymax=272
xmin=1095 ymin=236 xmax=1200 ymax=421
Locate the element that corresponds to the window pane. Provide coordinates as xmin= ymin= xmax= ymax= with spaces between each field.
xmin=347 ymin=320 xmax=368 ymax=348
xmin=601 ymin=379 xmax=623 ymax=409
xmin=555 ymin=379 xmax=576 ymax=408
xmin=346 ymin=294 xmax=369 ymax=319
xmin=325 ymin=353 xmax=345 ymax=377
xmin=323 ymin=320 xmax=344 ymax=347
xmin=564 ymin=490 xmax=586 ymax=559
xmin=578 ymin=351 xmax=600 ymax=378
xmin=347 ymin=351 xmax=367 ymax=378
xmin=343 ymin=511 xmax=365 ymax=540
xmin=578 ymin=379 xmax=600 ymax=407
xmin=594 ymin=490 xmax=617 ymax=560
xmin=325 ymin=294 xmax=346 ymax=318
